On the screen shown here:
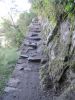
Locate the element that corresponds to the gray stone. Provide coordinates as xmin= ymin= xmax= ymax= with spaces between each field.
xmin=24 ymin=67 xmax=31 ymax=71
xmin=30 ymin=29 xmax=41 ymax=32
xmin=24 ymin=42 xmax=37 ymax=49
xmin=4 ymin=87 xmax=18 ymax=93
xmin=28 ymin=32 xmax=38 ymax=37
xmin=17 ymin=58 xmax=26 ymax=64
xmin=70 ymin=70 xmax=75 ymax=80
xmin=16 ymin=66 xmax=24 ymax=71
xmin=28 ymin=36 xmax=41 ymax=41
xmin=3 ymin=21 xmax=51 ymax=100
xmin=7 ymin=78 xmax=20 ymax=87
xmin=27 ymin=47 xmax=34 ymax=50
xmin=31 ymin=33 xmax=38 ymax=37
xmin=20 ymin=54 xmax=28 ymax=58
xmin=71 ymin=79 xmax=75 ymax=84
xmin=29 ymin=43 xmax=37 ymax=49
xmin=29 ymin=27 xmax=40 ymax=30
xmin=28 ymin=56 xmax=41 ymax=62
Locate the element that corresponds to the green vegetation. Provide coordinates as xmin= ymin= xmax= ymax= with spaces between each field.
xmin=0 ymin=11 xmax=36 ymax=95
xmin=29 ymin=0 xmax=75 ymax=94
xmin=30 ymin=0 xmax=75 ymax=23
xmin=0 ymin=47 xmax=19 ymax=95
xmin=29 ymin=0 xmax=75 ymax=45
xmin=2 ymin=12 xmax=36 ymax=47
xmin=0 ymin=0 xmax=75 ymax=97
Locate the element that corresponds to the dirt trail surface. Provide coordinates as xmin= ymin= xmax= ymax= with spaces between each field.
xmin=2 ymin=20 xmax=53 ymax=100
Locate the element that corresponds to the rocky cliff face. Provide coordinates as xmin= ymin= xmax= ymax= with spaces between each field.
xmin=40 ymin=18 xmax=75 ymax=100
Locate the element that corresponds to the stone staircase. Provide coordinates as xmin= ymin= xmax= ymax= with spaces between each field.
xmin=2 ymin=19 xmax=52 ymax=100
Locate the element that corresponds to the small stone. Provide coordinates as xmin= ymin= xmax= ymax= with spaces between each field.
xmin=4 ymin=87 xmax=18 ymax=93
xmin=20 ymin=54 xmax=28 ymax=58
xmin=24 ymin=67 xmax=31 ymax=71
xmin=7 ymin=78 xmax=20 ymax=87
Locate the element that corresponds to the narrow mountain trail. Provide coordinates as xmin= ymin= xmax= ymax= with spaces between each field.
xmin=2 ymin=19 xmax=54 ymax=100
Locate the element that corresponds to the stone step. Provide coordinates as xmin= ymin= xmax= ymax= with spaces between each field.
xmin=24 ymin=42 xmax=37 ymax=49
xmin=32 ymin=22 xmax=40 ymax=25
xmin=24 ymin=67 xmax=31 ymax=71
xmin=29 ymin=23 xmax=40 ymax=28
xmin=17 ymin=58 xmax=26 ymax=64
xmin=28 ymin=56 xmax=41 ymax=62
xmin=27 ymin=36 xmax=41 ymax=41
xmin=20 ymin=54 xmax=28 ymax=58
xmin=29 ymin=29 xmax=41 ymax=33
xmin=28 ymin=33 xmax=39 ymax=37
xmin=32 ymin=19 xmax=38 ymax=23
xmin=16 ymin=65 xmax=24 ymax=71
xmin=29 ymin=27 xmax=41 ymax=31
xmin=4 ymin=87 xmax=19 ymax=93
xmin=31 ymin=33 xmax=38 ymax=37
xmin=16 ymin=66 xmax=31 ymax=71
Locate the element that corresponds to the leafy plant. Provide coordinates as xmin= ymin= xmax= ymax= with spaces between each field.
xmin=2 ymin=11 xmax=36 ymax=47
xmin=30 ymin=0 xmax=75 ymax=22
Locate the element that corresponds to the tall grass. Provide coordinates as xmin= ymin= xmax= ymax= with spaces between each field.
xmin=0 ymin=47 xmax=19 ymax=95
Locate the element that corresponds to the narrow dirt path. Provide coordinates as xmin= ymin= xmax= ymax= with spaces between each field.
xmin=2 ymin=19 xmax=53 ymax=100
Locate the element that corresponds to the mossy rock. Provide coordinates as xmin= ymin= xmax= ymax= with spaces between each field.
xmin=39 ymin=63 xmax=53 ymax=89
xmin=48 ymin=59 xmax=64 ymax=83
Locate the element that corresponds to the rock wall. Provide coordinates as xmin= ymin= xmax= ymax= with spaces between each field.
xmin=40 ymin=18 xmax=75 ymax=100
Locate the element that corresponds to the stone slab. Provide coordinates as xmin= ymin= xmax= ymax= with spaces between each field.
xmin=4 ymin=87 xmax=18 ymax=93
xmin=28 ymin=37 xmax=41 ymax=41
xmin=28 ymin=56 xmax=41 ymax=62
xmin=31 ymin=33 xmax=38 ymax=37
xmin=7 ymin=78 xmax=20 ymax=87
xmin=24 ymin=42 xmax=37 ymax=49
xmin=24 ymin=67 xmax=31 ymax=71
xmin=20 ymin=54 xmax=28 ymax=58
